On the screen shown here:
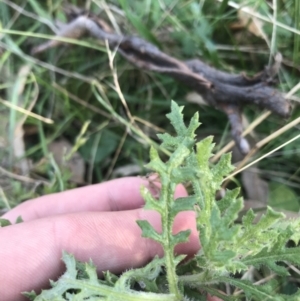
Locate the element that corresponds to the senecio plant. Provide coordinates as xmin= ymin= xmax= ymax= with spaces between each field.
xmin=27 ymin=102 xmax=300 ymax=300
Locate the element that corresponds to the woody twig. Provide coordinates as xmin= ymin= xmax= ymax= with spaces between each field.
xmin=31 ymin=6 xmax=291 ymax=155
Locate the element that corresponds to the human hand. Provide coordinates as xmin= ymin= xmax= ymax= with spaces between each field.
xmin=1 ymin=177 xmax=222 ymax=301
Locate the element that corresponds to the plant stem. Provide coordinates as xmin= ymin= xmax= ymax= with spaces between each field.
xmin=164 ymin=241 xmax=181 ymax=300
xmin=161 ymin=179 xmax=182 ymax=300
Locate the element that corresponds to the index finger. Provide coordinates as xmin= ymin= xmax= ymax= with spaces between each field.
xmin=3 ymin=177 xmax=187 ymax=222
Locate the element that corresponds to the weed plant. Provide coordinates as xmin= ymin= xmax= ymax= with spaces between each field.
xmin=23 ymin=102 xmax=300 ymax=300
xmin=1 ymin=0 xmax=300 ymax=298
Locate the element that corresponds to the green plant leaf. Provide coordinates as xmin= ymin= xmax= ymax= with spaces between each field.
xmin=0 ymin=218 xmax=12 ymax=227
xmin=170 ymin=196 xmax=196 ymax=216
xmin=217 ymin=188 xmax=240 ymax=213
xmin=136 ymin=220 xmax=163 ymax=243
xmin=171 ymin=230 xmax=191 ymax=246
xmin=219 ymin=277 xmax=300 ymax=301
xmin=79 ymin=130 xmax=119 ymax=164
xmin=29 ymin=101 xmax=300 ymax=300
xmin=268 ymin=182 xmax=300 ymax=212
xmin=141 ymin=186 xmax=164 ymax=212
xmin=196 ymin=136 xmax=214 ymax=170
xmin=242 ymin=246 xmax=300 ymax=276
xmin=211 ymin=153 xmax=234 ymax=187
xmin=32 ymin=252 xmax=175 ymax=301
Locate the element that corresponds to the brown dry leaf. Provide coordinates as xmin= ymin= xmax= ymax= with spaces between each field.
xmin=241 ymin=167 xmax=269 ymax=204
xmin=185 ymin=92 xmax=208 ymax=106
xmin=232 ymin=136 xmax=269 ymax=205
xmin=0 ymin=67 xmax=10 ymax=169
xmin=48 ymin=139 xmax=85 ymax=184
xmin=112 ymin=164 xmax=143 ymax=177
xmin=12 ymin=65 xmax=33 ymax=175
xmin=0 ymin=65 xmax=33 ymax=175
xmin=231 ymin=7 xmax=269 ymax=45
xmin=13 ymin=124 xmax=28 ymax=174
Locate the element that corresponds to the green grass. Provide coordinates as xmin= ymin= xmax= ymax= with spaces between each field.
xmin=0 ymin=0 xmax=300 ymax=208
xmin=0 ymin=0 xmax=300 ymax=296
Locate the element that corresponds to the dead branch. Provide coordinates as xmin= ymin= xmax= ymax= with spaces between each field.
xmin=31 ymin=6 xmax=291 ymax=155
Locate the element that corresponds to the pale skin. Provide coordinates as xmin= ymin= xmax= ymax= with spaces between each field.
xmin=1 ymin=177 xmax=223 ymax=301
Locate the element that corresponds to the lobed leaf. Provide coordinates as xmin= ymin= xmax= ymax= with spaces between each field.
xmin=168 ymin=144 xmax=190 ymax=169
xmin=195 ymin=137 xmax=214 ymax=171
xmin=166 ymin=101 xmax=186 ymax=136
xmin=211 ymin=153 xmax=234 ymax=187
xmin=242 ymin=246 xmax=300 ymax=276
xmin=29 ymin=101 xmax=300 ymax=300
xmin=218 ymin=276 xmax=300 ymax=301
xmin=136 ymin=220 xmax=163 ymax=244
xmin=33 ymin=252 xmax=175 ymax=301
xmin=157 ymin=133 xmax=181 ymax=150
xmin=171 ymin=230 xmax=191 ymax=246
xmin=0 ymin=218 xmax=12 ymax=227
xmin=140 ymin=186 xmax=164 ymax=212
xmin=146 ymin=147 xmax=167 ymax=174
xmin=216 ymin=188 xmax=240 ymax=213
xmin=170 ymin=196 xmax=196 ymax=217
